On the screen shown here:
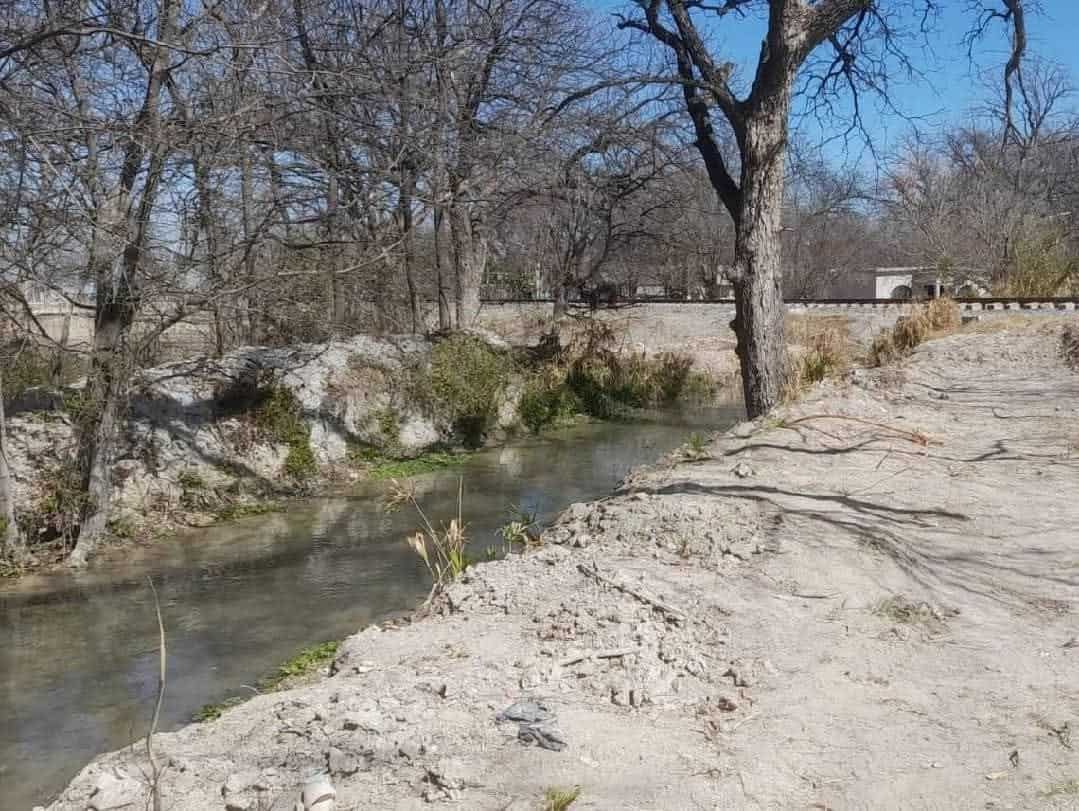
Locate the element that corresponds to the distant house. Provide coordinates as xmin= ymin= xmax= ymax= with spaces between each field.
xmin=871 ymin=267 xmax=989 ymax=299
xmin=821 ymin=267 xmax=990 ymax=299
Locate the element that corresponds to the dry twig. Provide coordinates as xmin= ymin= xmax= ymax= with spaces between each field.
xmin=577 ymin=563 xmax=686 ymax=621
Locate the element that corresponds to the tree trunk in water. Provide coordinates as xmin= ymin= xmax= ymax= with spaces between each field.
xmin=730 ymin=118 xmax=789 ymax=419
xmin=0 ymin=367 xmax=23 ymax=560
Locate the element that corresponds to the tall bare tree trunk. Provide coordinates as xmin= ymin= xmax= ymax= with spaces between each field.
xmin=730 ymin=113 xmax=790 ymax=415
xmin=70 ymin=0 xmax=174 ymax=565
xmin=448 ymin=204 xmax=485 ymax=327
xmin=399 ymin=168 xmax=420 ymax=333
xmin=0 ymin=367 xmax=23 ymax=560
xmin=434 ymin=204 xmax=453 ymax=330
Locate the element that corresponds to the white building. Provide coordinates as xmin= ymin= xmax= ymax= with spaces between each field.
xmin=871 ymin=267 xmax=989 ymax=300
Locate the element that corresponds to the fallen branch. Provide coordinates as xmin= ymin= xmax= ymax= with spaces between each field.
xmin=577 ymin=563 xmax=686 ymax=621
xmin=559 ymin=647 xmax=638 ymax=667
xmin=780 ymin=414 xmax=936 ymax=447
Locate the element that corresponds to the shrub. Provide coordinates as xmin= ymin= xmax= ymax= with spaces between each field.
xmin=925 ymin=297 xmax=960 ymax=332
xmin=22 ymin=459 xmax=86 ymax=546
xmin=542 ymin=786 xmax=581 ymax=811
xmin=869 ymin=331 xmax=900 ymax=367
xmin=518 ymin=370 xmax=578 ymax=433
xmin=995 ymin=229 xmax=1078 ymax=297
xmin=425 ymin=334 xmax=510 ymax=445
xmin=1 ymin=343 xmax=84 ymax=407
xmin=869 ymin=299 xmax=960 ymax=367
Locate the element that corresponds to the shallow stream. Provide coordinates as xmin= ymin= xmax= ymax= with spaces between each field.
xmin=0 ymin=407 xmax=740 ymax=808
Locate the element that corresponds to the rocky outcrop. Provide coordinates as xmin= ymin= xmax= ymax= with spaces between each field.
xmin=7 ymin=332 xmax=522 ymax=538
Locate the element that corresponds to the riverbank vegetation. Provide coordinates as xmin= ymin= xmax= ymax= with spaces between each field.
xmin=0 ymin=325 xmax=720 ymax=572
xmin=194 ymin=641 xmax=340 ymax=722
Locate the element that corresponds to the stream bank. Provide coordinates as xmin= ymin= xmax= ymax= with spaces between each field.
xmin=43 ymin=319 xmax=1079 ymax=810
xmin=2 ymin=410 xmax=741 ymax=810
xmin=4 ymin=328 xmax=717 ymax=572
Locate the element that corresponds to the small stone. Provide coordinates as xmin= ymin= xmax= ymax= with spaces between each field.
xmin=326 ymin=747 xmax=361 ymax=776
xmin=427 ymin=758 xmax=469 ymax=791
xmin=88 ymin=771 xmax=143 ymax=810
xmin=397 ymin=739 xmax=423 ymax=760
xmin=222 ymin=769 xmax=263 ymax=801
xmin=572 ymin=533 xmax=592 ymax=548
xmin=731 ymin=462 xmax=755 ymax=479
xmin=715 ymin=694 xmax=738 ymax=712
xmin=342 ymin=710 xmax=383 ymax=732
xmin=731 ymin=421 xmax=757 ymax=439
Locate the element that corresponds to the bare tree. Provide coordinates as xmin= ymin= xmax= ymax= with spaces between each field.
xmin=622 ymin=0 xmax=1030 ymax=416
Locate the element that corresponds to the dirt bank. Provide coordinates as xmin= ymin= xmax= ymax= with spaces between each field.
xmin=46 ymin=321 xmax=1079 ymax=810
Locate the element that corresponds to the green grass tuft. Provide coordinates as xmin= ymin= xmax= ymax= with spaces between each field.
xmin=366 ymin=451 xmax=468 ymax=480
xmin=542 ymin=786 xmax=581 ymax=811
xmin=259 ymin=640 xmax=340 ymax=692
xmin=192 ymin=695 xmax=246 ymax=722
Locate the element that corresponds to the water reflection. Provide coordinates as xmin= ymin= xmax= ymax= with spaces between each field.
xmin=0 ymin=407 xmax=740 ymax=808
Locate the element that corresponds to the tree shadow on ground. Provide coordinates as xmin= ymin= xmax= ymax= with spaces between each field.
xmin=639 ymin=480 xmax=1077 ymax=609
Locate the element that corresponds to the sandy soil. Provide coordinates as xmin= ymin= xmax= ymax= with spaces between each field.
xmin=47 ymin=321 xmax=1079 ymax=811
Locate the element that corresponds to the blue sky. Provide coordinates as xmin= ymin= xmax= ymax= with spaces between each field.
xmin=590 ymin=2 xmax=1079 ymax=167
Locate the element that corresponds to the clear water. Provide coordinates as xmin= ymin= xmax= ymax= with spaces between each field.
xmin=0 ymin=408 xmax=740 ymax=808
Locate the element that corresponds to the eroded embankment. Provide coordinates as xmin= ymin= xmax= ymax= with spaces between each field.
xmin=48 ymin=322 xmax=1079 ymax=810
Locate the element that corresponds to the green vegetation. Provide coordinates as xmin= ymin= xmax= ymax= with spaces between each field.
xmin=375 ymin=406 xmax=401 ymax=447
xmin=424 ymin=334 xmax=511 ymax=445
xmin=542 ymin=786 xmax=581 ymax=811
xmin=106 ymin=516 xmax=137 ymax=540
xmin=194 ymin=640 xmax=340 ymax=722
xmin=253 ymin=383 xmax=318 ymax=481
xmin=518 ymin=370 xmax=579 ymax=433
xmin=259 ymin=640 xmax=340 ymax=690
xmin=681 ymin=431 xmax=711 ymax=461
xmin=498 ymin=503 xmax=541 ymax=548
xmin=364 ymin=450 xmax=468 ymax=480
xmin=192 ymin=695 xmax=246 ymax=722
xmin=518 ymin=323 xmax=716 ymax=432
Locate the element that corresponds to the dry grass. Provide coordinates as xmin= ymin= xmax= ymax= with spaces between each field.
xmin=870 ymin=299 xmax=961 ymax=367
xmin=542 ymin=786 xmax=581 ymax=810
xmin=386 ymin=477 xmax=471 ymax=603
xmin=784 ymin=315 xmax=853 ymax=397
xmin=1061 ymin=325 xmax=1079 ymax=369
